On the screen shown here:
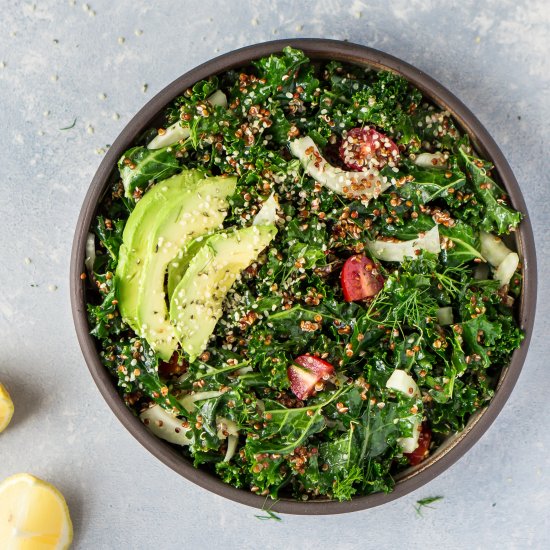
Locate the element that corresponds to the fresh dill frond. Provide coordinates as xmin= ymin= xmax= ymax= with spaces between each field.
xmin=414 ymin=495 xmax=444 ymax=516
xmin=255 ymin=510 xmax=282 ymax=521
xmin=254 ymin=498 xmax=282 ymax=521
xmin=60 ymin=117 xmax=77 ymax=130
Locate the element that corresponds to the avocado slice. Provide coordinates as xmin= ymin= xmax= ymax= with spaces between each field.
xmin=116 ymin=170 xmax=207 ymax=330
xmin=170 ymin=225 xmax=277 ymax=361
xmin=166 ymin=236 xmax=208 ymax=301
xmin=167 ymin=193 xmax=281 ymax=300
xmin=137 ymin=176 xmax=236 ymax=359
xmin=115 ymin=170 xmax=236 ymax=359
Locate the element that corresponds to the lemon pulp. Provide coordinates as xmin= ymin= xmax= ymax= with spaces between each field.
xmin=0 ymin=473 xmax=73 ymax=549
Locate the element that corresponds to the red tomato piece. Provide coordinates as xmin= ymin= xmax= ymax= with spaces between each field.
xmin=158 ymin=352 xmax=188 ymax=378
xmin=287 ymin=365 xmax=319 ymax=401
xmin=340 ymin=255 xmax=384 ymax=302
xmin=339 ymin=127 xmax=399 ymax=171
xmin=287 ymin=355 xmax=335 ymax=400
xmin=294 ymin=355 xmax=335 ymax=379
xmin=405 ymin=424 xmax=432 ymax=466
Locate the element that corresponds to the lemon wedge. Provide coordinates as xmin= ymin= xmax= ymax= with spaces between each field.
xmin=0 ymin=382 xmax=14 ymax=433
xmin=0 ymin=474 xmax=73 ymax=549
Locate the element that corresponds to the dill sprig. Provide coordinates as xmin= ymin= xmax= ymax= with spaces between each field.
xmin=415 ymin=495 xmax=444 ymax=516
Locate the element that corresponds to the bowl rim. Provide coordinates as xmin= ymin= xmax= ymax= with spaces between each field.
xmin=70 ymin=38 xmax=537 ymax=515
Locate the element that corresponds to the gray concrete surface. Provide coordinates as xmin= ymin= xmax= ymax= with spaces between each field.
xmin=1 ymin=0 xmax=549 ymax=548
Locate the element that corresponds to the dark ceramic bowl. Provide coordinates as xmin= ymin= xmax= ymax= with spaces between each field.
xmin=71 ymin=39 xmax=537 ymax=514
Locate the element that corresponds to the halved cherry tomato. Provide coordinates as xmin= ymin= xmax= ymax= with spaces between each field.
xmin=340 ymin=255 xmax=384 ymax=302
xmin=288 ymin=355 xmax=335 ymax=400
xmin=339 ymin=127 xmax=399 ymax=171
xmin=294 ymin=355 xmax=335 ymax=378
xmin=405 ymin=423 xmax=432 ymax=466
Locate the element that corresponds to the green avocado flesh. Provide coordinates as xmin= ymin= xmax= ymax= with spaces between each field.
xmin=120 ymin=169 xmax=206 ymax=245
xmin=115 ymin=170 xmax=236 ymax=360
xmin=170 ymin=225 xmax=277 ymax=361
xmin=166 ymin=236 xmax=207 ymax=301
xmin=116 ymin=170 xmax=207 ymax=327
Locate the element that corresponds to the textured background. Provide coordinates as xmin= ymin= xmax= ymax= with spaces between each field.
xmin=1 ymin=1 xmax=549 ymax=548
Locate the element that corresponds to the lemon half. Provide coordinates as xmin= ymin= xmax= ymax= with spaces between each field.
xmin=0 ymin=382 xmax=14 ymax=433
xmin=0 ymin=473 xmax=73 ymax=549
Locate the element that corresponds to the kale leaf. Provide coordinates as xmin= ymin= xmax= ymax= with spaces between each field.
xmin=118 ymin=146 xmax=181 ymax=198
xmin=459 ymin=145 xmax=522 ymax=234
xmin=439 ymin=221 xmax=484 ymax=266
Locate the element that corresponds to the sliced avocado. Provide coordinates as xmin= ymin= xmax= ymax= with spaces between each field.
xmin=170 ymin=225 xmax=277 ymax=361
xmin=122 ymin=168 xmax=206 ymax=244
xmin=137 ymin=176 xmax=236 ymax=359
xmin=166 ymin=236 xmax=208 ymax=300
xmin=116 ymin=170 xmax=207 ymax=329
xmin=166 ymin=192 xmax=280 ymax=300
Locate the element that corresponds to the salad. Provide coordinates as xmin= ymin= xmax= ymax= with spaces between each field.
xmin=87 ymin=47 xmax=524 ymax=501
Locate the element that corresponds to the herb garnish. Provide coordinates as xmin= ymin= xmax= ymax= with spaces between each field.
xmin=415 ymin=496 xmax=444 ymax=516
xmin=59 ymin=118 xmax=77 ymax=130
xmin=254 ymin=498 xmax=282 ymax=521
